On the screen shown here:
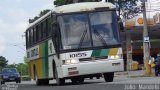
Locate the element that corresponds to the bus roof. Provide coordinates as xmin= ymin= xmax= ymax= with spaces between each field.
xmin=26 ymin=2 xmax=115 ymax=30
xmin=26 ymin=11 xmax=52 ymax=30
xmin=55 ymin=2 xmax=116 ymax=13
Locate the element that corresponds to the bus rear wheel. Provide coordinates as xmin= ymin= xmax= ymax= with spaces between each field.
xmin=36 ymin=79 xmax=42 ymax=86
xmin=36 ymin=79 xmax=49 ymax=86
xmin=103 ymin=72 xmax=114 ymax=82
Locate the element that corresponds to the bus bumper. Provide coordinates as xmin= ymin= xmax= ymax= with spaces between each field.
xmin=61 ymin=59 xmax=124 ymax=78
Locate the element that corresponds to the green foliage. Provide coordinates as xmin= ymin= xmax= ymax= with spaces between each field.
xmin=6 ymin=56 xmax=29 ymax=76
xmin=21 ymin=76 xmax=31 ymax=81
xmin=29 ymin=9 xmax=50 ymax=23
xmin=0 ymin=56 xmax=8 ymax=69
xmin=6 ymin=63 xmax=28 ymax=76
xmin=17 ymin=63 xmax=28 ymax=76
xmin=6 ymin=64 xmax=16 ymax=68
xmin=23 ymin=56 xmax=28 ymax=64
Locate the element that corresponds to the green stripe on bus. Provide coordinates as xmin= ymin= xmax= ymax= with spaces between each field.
xmin=100 ymin=49 xmax=109 ymax=56
xmin=41 ymin=43 xmax=45 ymax=78
xmin=44 ymin=41 xmax=48 ymax=78
xmin=91 ymin=49 xmax=101 ymax=57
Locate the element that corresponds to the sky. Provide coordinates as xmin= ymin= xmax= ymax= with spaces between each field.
xmin=0 ymin=0 xmax=160 ymax=64
xmin=0 ymin=0 xmax=54 ymax=64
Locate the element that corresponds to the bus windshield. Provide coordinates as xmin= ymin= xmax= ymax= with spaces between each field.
xmin=58 ymin=11 xmax=120 ymax=50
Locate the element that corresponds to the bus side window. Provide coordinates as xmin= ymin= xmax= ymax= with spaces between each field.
xmin=48 ymin=17 xmax=52 ymax=36
xmin=26 ymin=31 xmax=28 ymax=48
xmin=41 ymin=23 xmax=44 ymax=39
xmin=38 ymin=24 xmax=41 ymax=41
xmin=43 ymin=21 xmax=46 ymax=38
xmin=29 ymin=29 xmax=31 ymax=46
xmin=51 ymin=14 xmax=56 ymax=36
xmin=30 ymin=28 xmax=33 ymax=45
xmin=33 ymin=27 xmax=36 ymax=44
xmin=36 ymin=25 xmax=39 ymax=42
xmin=46 ymin=19 xmax=49 ymax=37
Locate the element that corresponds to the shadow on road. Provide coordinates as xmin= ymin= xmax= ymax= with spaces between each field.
xmin=32 ymin=81 xmax=104 ymax=87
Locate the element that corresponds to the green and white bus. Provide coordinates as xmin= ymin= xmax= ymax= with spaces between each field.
xmin=25 ymin=2 xmax=124 ymax=85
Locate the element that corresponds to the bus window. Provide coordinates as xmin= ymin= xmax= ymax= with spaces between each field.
xmin=29 ymin=29 xmax=31 ymax=46
xmin=43 ymin=21 xmax=46 ymax=38
xmin=36 ymin=25 xmax=39 ymax=42
xmin=30 ymin=29 xmax=33 ymax=45
xmin=58 ymin=14 xmax=91 ymax=50
xmin=33 ymin=27 xmax=36 ymax=43
xmin=46 ymin=19 xmax=49 ymax=37
xmin=48 ymin=17 xmax=52 ymax=36
xmin=26 ymin=31 xmax=28 ymax=47
xmin=89 ymin=11 xmax=120 ymax=46
xmin=41 ymin=23 xmax=44 ymax=39
xmin=38 ymin=24 xmax=41 ymax=41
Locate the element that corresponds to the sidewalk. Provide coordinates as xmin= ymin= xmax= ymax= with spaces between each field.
xmin=115 ymin=69 xmax=155 ymax=77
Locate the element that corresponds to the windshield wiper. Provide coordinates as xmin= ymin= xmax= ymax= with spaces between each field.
xmin=93 ymin=28 xmax=108 ymax=46
xmin=78 ymin=27 xmax=88 ymax=48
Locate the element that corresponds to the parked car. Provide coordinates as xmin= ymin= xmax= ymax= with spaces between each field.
xmin=0 ymin=68 xmax=21 ymax=84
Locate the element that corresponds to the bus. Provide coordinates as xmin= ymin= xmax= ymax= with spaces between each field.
xmin=25 ymin=2 xmax=124 ymax=85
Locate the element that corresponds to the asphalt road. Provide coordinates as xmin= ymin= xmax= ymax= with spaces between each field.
xmin=1 ymin=76 xmax=160 ymax=90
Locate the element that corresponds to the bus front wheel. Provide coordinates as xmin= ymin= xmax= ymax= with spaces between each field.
xmin=103 ymin=72 xmax=114 ymax=82
xmin=71 ymin=77 xmax=84 ymax=84
xmin=55 ymin=67 xmax=65 ymax=85
xmin=1 ymin=81 xmax=5 ymax=84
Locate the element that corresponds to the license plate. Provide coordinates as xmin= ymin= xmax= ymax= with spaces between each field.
xmin=10 ymin=78 xmax=15 ymax=80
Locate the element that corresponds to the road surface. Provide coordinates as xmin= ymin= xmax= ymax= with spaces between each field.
xmin=1 ymin=75 xmax=160 ymax=90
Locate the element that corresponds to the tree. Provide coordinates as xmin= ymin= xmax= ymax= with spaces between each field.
xmin=29 ymin=9 xmax=50 ymax=23
xmin=54 ymin=0 xmax=100 ymax=6
xmin=6 ymin=64 xmax=16 ymax=68
xmin=16 ymin=63 xmax=28 ymax=76
xmin=6 ymin=56 xmax=29 ymax=76
xmin=0 ymin=56 xmax=8 ymax=69
xmin=114 ymin=0 xmax=142 ymax=19
xmin=54 ymin=0 xmax=141 ymax=19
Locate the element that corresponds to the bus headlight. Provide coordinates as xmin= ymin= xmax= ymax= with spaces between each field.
xmin=64 ymin=59 xmax=79 ymax=65
xmin=109 ymin=55 xmax=115 ymax=59
xmin=108 ymin=55 xmax=122 ymax=59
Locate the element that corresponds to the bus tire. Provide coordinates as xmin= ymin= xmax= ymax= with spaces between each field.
xmin=55 ymin=67 xmax=65 ymax=85
xmin=103 ymin=72 xmax=114 ymax=82
xmin=96 ymin=76 xmax=100 ymax=79
xmin=43 ymin=79 xmax=49 ymax=85
xmin=71 ymin=77 xmax=84 ymax=84
xmin=1 ymin=81 xmax=5 ymax=84
xmin=36 ymin=79 xmax=43 ymax=86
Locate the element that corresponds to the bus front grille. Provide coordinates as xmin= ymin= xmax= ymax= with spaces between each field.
xmin=79 ymin=56 xmax=108 ymax=62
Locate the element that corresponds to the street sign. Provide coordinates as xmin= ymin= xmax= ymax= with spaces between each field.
xmin=144 ymin=37 xmax=150 ymax=43
xmin=127 ymin=45 xmax=132 ymax=53
xmin=137 ymin=18 xmax=144 ymax=24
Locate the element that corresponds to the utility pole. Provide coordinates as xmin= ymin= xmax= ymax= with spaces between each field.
xmin=141 ymin=0 xmax=152 ymax=76
xmin=126 ymin=30 xmax=132 ymax=71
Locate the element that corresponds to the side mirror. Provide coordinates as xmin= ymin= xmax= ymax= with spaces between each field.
xmin=117 ymin=17 xmax=124 ymax=32
xmin=119 ymin=21 xmax=124 ymax=32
